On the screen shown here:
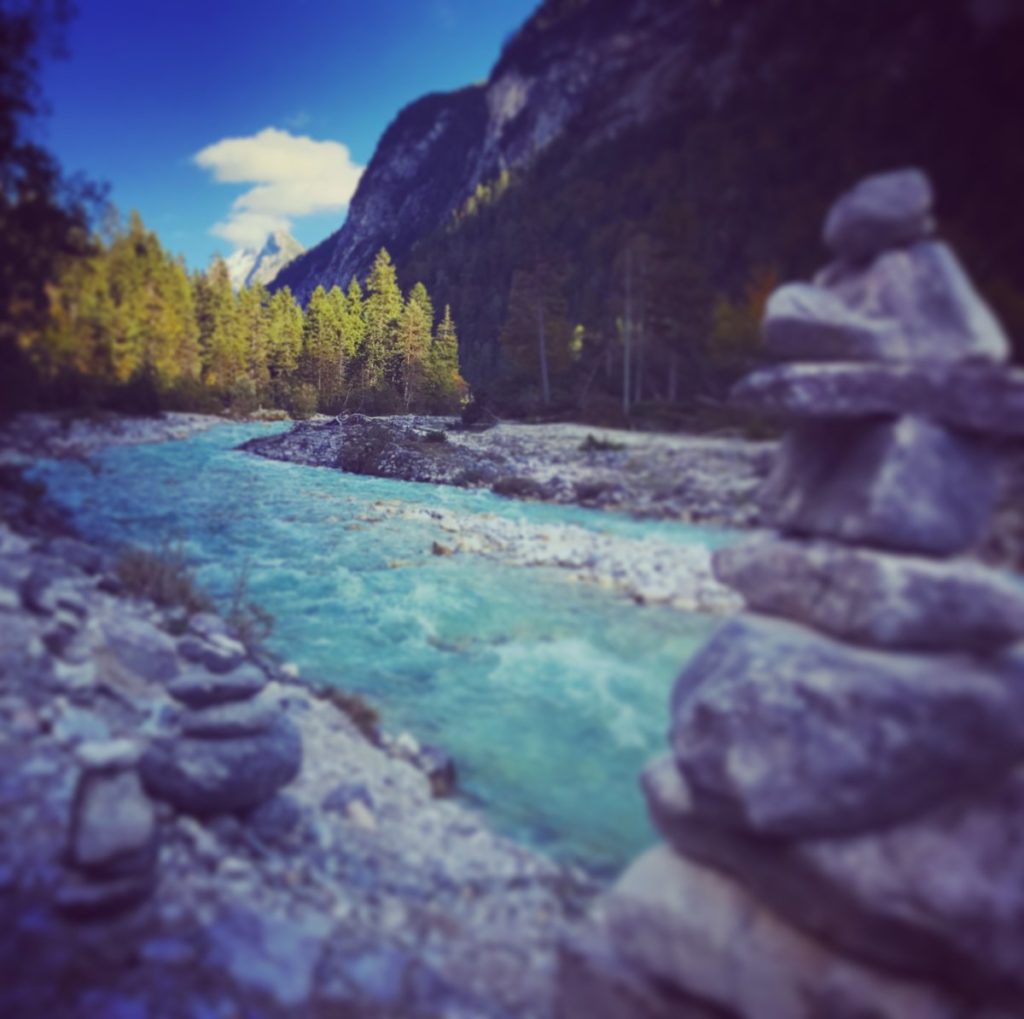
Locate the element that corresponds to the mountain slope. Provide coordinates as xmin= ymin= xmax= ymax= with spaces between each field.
xmin=275 ymin=0 xmax=1024 ymax=413
xmin=226 ymin=230 xmax=304 ymax=290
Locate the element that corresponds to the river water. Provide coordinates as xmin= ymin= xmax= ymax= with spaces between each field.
xmin=31 ymin=422 xmax=735 ymax=875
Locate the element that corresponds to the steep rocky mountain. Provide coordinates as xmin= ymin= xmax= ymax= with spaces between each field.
xmin=272 ymin=0 xmax=702 ymax=304
xmin=274 ymin=0 xmax=1024 ymax=412
xmin=226 ymin=230 xmax=304 ymax=290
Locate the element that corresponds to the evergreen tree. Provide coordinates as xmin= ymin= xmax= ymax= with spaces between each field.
xmin=360 ymin=248 xmax=402 ymax=403
xmin=266 ymin=286 xmax=303 ymax=378
xmin=397 ymin=282 xmax=433 ymax=410
xmin=194 ymin=257 xmax=243 ymax=392
xmin=427 ymin=303 xmax=466 ymax=411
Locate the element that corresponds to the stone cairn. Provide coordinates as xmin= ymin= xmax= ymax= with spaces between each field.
xmin=558 ymin=169 xmax=1024 ymax=1018
xmin=57 ymin=615 xmax=302 ymax=919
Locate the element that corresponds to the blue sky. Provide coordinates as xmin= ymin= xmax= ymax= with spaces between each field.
xmin=37 ymin=0 xmax=537 ymax=268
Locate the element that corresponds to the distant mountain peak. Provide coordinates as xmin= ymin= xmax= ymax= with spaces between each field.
xmin=225 ymin=230 xmax=305 ymax=290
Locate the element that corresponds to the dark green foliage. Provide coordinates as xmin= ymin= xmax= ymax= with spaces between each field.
xmin=0 ymin=0 xmax=105 ymax=417
xmin=404 ymin=0 xmax=1024 ymax=418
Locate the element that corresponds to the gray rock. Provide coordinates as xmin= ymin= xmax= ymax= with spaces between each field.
xmin=823 ymin=167 xmax=934 ymax=262
xmin=54 ymin=871 xmax=154 ymax=921
xmin=180 ymin=698 xmax=276 ymax=739
xmin=102 ymin=617 xmax=180 ymax=682
xmin=21 ymin=565 xmax=86 ymax=617
xmin=603 ymin=844 xmax=961 ymax=1019
xmin=670 ymin=614 xmax=1024 ymax=837
xmin=75 ymin=738 xmax=142 ymax=771
xmin=731 ymin=361 xmax=1024 ymax=437
xmin=415 ymin=744 xmax=457 ymax=798
xmin=557 ymin=919 xmax=719 ymax=1019
xmin=820 ymin=239 xmax=1010 ymax=363
xmin=187 ymin=611 xmax=231 ymax=641
xmin=47 ymin=536 xmax=104 ymax=574
xmin=322 ymin=782 xmax=375 ymax=815
xmin=68 ymin=766 xmax=157 ymax=878
xmin=762 ymin=283 xmax=902 ymax=362
xmin=139 ymin=716 xmax=302 ymax=815
xmin=167 ymin=663 xmax=266 ymax=708
xmin=206 ymin=906 xmax=331 ymax=1008
xmin=643 ymin=755 xmax=1024 ymax=998
xmin=714 ymin=535 xmax=1024 ymax=650
xmin=246 ymin=794 xmax=306 ymax=849
xmin=759 ymin=416 xmax=996 ymax=555
xmin=177 ymin=633 xmax=246 ymax=674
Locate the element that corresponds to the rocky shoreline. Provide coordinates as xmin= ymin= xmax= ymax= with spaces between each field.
xmin=0 ymin=433 xmax=594 ymax=1017
xmin=239 ymin=415 xmax=777 ymax=528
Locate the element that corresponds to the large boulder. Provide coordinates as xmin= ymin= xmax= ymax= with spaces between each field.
xmin=817 ymin=240 xmax=1010 ymax=363
xmin=644 ymin=756 xmax=1024 ymax=1000
xmin=731 ymin=361 xmax=1024 ymax=437
xmin=823 ymin=168 xmax=934 ymax=262
xmin=101 ymin=617 xmax=180 ymax=682
xmin=714 ymin=535 xmax=1024 ymax=650
xmin=139 ymin=716 xmax=302 ymax=816
xmin=670 ymin=614 xmax=1024 ymax=837
xmin=758 ymin=416 xmax=995 ymax=555
xmin=602 ymin=845 xmax=961 ymax=1019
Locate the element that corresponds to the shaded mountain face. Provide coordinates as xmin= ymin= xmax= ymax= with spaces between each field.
xmin=274 ymin=0 xmax=1024 ymax=409
xmin=226 ymin=230 xmax=305 ymax=290
xmin=272 ymin=0 xmax=700 ymax=304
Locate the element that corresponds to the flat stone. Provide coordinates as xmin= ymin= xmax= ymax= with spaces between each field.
xmin=177 ymin=633 xmax=246 ymax=674
xmin=54 ymin=871 xmax=154 ymax=921
xmin=823 ymin=167 xmax=934 ymax=262
xmin=643 ymin=755 xmax=1024 ymax=998
xmin=139 ymin=716 xmax=302 ymax=815
xmin=603 ymin=845 xmax=960 ymax=1019
xmin=818 ymin=240 xmax=1010 ymax=363
xmin=758 ymin=416 xmax=995 ymax=555
xmin=714 ymin=535 xmax=1024 ymax=650
xmin=68 ymin=767 xmax=157 ymax=877
xmin=670 ymin=614 xmax=1024 ymax=837
xmin=75 ymin=739 xmax=143 ymax=771
xmin=167 ymin=663 xmax=266 ymax=708
xmin=732 ymin=361 xmax=1024 ymax=437
xmin=762 ymin=283 xmax=902 ymax=361
xmin=187 ymin=611 xmax=231 ymax=641
xmin=102 ymin=617 xmax=179 ymax=682
xmin=180 ymin=698 xmax=276 ymax=739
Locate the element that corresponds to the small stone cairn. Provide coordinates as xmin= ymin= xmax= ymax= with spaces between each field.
xmin=139 ymin=618 xmax=302 ymax=817
xmin=57 ymin=614 xmax=302 ymax=920
xmin=558 ymin=169 xmax=1024 ymax=1018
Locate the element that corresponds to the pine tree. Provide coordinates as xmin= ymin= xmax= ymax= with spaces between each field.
xmin=266 ymin=286 xmax=303 ymax=379
xmin=194 ymin=257 xmax=244 ymax=393
xmin=397 ymin=282 xmax=433 ymax=410
xmin=428 ymin=304 xmax=466 ymax=412
xmin=360 ymin=248 xmax=402 ymax=403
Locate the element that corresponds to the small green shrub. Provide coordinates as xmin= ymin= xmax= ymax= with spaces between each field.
xmin=226 ymin=557 xmax=273 ymax=650
xmin=315 ymin=686 xmax=381 ymax=742
xmin=115 ymin=541 xmax=213 ymax=615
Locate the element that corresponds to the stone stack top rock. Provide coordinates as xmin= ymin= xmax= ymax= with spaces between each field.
xmin=823 ymin=168 xmax=935 ymax=262
xmin=761 ymin=167 xmax=1011 ymax=367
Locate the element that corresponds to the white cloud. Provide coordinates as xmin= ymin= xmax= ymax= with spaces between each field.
xmin=194 ymin=127 xmax=364 ymax=249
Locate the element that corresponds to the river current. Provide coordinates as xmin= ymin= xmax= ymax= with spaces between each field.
xmin=31 ymin=422 xmax=735 ymax=874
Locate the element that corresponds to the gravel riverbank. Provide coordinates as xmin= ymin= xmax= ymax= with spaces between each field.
xmin=0 ymin=417 xmax=594 ymax=1018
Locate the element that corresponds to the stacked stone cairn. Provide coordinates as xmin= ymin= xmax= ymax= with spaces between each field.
xmin=139 ymin=620 xmax=301 ymax=817
xmin=558 ymin=169 xmax=1024 ymax=1018
xmin=57 ymin=615 xmax=301 ymax=920
xmin=56 ymin=739 xmax=159 ymax=920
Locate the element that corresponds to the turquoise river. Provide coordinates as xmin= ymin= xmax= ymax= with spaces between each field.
xmin=31 ymin=422 xmax=736 ymax=876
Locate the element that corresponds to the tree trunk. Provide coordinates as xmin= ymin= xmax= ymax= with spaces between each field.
xmin=623 ymin=245 xmax=632 ymax=417
xmin=537 ymin=304 xmax=550 ymax=406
